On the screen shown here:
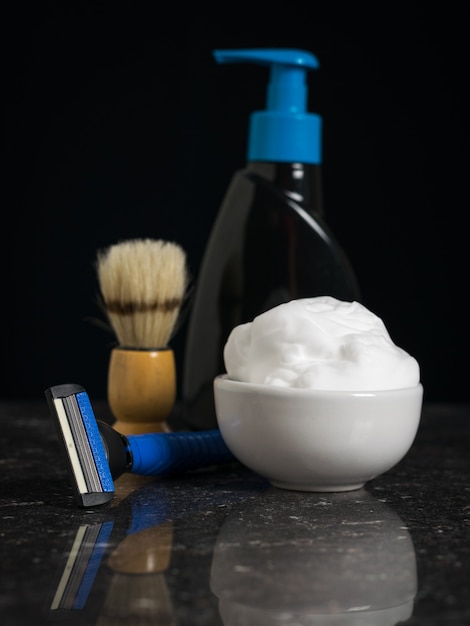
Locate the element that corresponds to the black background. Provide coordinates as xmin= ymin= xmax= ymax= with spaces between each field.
xmin=3 ymin=2 xmax=467 ymax=403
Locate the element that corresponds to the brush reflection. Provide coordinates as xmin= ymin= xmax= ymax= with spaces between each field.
xmin=97 ymin=521 xmax=175 ymax=626
xmin=210 ymin=489 xmax=417 ymax=626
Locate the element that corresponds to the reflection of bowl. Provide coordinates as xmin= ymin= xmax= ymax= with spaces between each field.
xmin=211 ymin=489 xmax=417 ymax=626
xmin=214 ymin=375 xmax=423 ymax=492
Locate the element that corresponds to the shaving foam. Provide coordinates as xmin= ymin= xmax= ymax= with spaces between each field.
xmin=223 ymin=297 xmax=420 ymax=391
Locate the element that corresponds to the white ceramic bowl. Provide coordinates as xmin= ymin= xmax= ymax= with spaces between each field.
xmin=214 ymin=375 xmax=423 ymax=492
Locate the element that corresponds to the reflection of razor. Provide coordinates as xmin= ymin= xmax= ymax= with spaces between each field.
xmin=45 ymin=383 xmax=234 ymax=507
xmin=49 ymin=519 xmax=174 ymax=618
xmin=49 ymin=522 xmax=114 ymax=611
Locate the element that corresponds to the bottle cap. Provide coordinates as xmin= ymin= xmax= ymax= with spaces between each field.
xmin=213 ymin=48 xmax=321 ymax=164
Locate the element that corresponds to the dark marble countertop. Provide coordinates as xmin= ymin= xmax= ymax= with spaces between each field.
xmin=1 ymin=400 xmax=469 ymax=625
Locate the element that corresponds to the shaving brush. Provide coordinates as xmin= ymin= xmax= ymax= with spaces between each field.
xmin=96 ymin=238 xmax=189 ymax=435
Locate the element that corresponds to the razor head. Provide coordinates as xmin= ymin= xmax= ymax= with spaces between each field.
xmin=45 ymin=384 xmax=115 ymax=507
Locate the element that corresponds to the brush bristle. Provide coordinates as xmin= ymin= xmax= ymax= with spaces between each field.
xmin=96 ymin=238 xmax=188 ymax=349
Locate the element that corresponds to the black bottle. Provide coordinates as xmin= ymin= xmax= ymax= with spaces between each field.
xmin=181 ymin=49 xmax=361 ymax=430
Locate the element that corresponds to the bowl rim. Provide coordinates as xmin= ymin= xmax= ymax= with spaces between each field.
xmin=214 ymin=374 xmax=423 ymax=398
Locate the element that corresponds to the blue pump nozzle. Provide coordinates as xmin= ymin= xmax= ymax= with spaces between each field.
xmin=213 ymin=49 xmax=321 ymax=164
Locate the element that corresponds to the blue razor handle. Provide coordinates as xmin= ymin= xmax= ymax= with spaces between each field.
xmin=127 ymin=430 xmax=234 ymax=475
xmin=96 ymin=420 xmax=235 ymax=479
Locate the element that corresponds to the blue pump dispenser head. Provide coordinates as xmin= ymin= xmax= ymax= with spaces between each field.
xmin=213 ymin=48 xmax=321 ymax=164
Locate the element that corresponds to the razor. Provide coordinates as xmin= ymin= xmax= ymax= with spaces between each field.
xmin=45 ymin=383 xmax=235 ymax=507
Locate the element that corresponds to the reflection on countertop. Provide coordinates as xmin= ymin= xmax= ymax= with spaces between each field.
xmin=211 ymin=489 xmax=417 ymax=626
xmin=0 ymin=401 xmax=469 ymax=625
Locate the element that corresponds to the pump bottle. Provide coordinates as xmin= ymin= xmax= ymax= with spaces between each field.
xmin=181 ymin=49 xmax=361 ymax=430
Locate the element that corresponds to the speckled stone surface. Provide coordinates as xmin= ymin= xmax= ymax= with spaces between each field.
xmin=1 ymin=401 xmax=469 ymax=625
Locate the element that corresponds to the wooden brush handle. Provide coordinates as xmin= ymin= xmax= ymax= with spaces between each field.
xmin=108 ymin=347 xmax=176 ymax=435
